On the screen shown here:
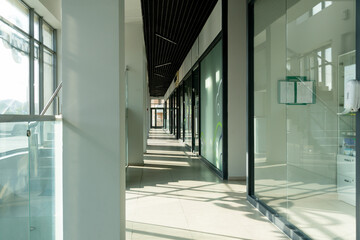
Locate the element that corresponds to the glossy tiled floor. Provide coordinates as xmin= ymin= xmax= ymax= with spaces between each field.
xmin=126 ymin=129 xmax=288 ymax=240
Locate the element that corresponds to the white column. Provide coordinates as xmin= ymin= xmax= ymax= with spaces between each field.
xmin=62 ymin=0 xmax=125 ymax=239
xmin=227 ymin=0 xmax=248 ymax=179
xmin=125 ymin=22 xmax=146 ymax=165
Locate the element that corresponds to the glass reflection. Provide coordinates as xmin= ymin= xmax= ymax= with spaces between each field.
xmin=253 ymin=0 xmax=356 ymax=238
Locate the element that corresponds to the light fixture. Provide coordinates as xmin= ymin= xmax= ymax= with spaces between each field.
xmin=154 ymin=73 xmax=165 ymax=78
xmin=155 ymin=62 xmax=171 ymax=68
xmin=155 ymin=33 xmax=177 ymax=45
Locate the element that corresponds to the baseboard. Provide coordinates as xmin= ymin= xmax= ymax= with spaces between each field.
xmin=228 ymin=176 xmax=246 ymax=181
xmin=128 ymin=163 xmax=145 ymax=166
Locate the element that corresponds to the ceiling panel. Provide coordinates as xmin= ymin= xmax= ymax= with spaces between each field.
xmin=141 ymin=0 xmax=218 ymax=96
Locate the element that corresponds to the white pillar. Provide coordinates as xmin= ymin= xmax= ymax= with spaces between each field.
xmin=62 ymin=0 xmax=125 ymax=239
xmin=227 ymin=0 xmax=248 ymax=179
xmin=125 ymin=22 xmax=146 ymax=165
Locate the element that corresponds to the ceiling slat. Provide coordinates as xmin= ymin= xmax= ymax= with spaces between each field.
xmin=141 ymin=0 xmax=218 ymax=96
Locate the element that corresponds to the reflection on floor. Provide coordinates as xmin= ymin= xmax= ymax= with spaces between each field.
xmin=255 ymin=164 xmax=355 ymax=240
xmin=126 ymin=129 xmax=288 ymax=240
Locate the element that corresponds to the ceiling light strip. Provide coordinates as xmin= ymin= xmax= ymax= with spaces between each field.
xmin=155 ymin=33 xmax=177 ymax=45
xmin=155 ymin=62 xmax=172 ymax=68
xmin=154 ymin=73 xmax=165 ymax=78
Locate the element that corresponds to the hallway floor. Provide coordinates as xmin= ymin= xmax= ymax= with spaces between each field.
xmin=126 ymin=129 xmax=288 ymax=240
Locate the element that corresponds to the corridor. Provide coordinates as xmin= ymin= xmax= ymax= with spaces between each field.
xmin=126 ymin=129 xmax=288 ymax=240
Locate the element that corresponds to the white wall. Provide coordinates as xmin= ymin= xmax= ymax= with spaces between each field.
xmin=169 ymin=0 xmax=222 ymax=90
xmin=62 ymin=1 xmax=125 ymax=240
xmin=227 ymin=0 xmax=247 ymax=179
xmin=125 ymin=21 xmax=146 ymax=165
xmin=198 ymin=0 xmax=222 ymax=56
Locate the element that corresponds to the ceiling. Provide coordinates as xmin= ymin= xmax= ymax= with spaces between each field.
xmin=141 ymin=0 xmax=218 ymax=96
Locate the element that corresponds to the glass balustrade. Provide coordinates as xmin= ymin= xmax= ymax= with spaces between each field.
xmin=0 ymin=119 xmax=62 ymax=240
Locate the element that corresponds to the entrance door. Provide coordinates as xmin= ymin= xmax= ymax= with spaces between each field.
xmin=151 ymin=108 xmax=164 ymax=128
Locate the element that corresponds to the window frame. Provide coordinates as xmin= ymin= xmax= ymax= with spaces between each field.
xmin=0 ymin=0 xmax=57 ymax=116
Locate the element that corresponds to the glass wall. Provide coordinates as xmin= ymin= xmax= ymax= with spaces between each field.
xmin=193 ymin=67 xmax=200 ymax=153
xmin=179 ymin=85 xmax=184 ymax=141
xmin=200 ymin=40 xmax=223 ymax=171
xmin=166 ymin=99 xmax=170 ymax=131
xmin=253 ymin=0 xmax=356 ymax=239
xmin=184 ymin=77 xmax=192 ymax=147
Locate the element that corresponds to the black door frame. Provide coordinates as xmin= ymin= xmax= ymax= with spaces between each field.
xmin=150 ymin=107 xmax=165 ymax=129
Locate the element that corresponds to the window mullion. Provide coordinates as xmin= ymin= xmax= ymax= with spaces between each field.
xmin=29 ymin=8 xmax=35 ymax=115
xmin=53 ymin=29 xmax=57 ymax=114
xmin=39 ymin=17 xmax=44 ymax=113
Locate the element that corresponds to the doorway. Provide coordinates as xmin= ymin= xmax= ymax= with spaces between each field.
xmin=151 ymin=108 xmax=164 ymax=128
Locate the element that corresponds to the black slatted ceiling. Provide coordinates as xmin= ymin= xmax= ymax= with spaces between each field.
xmin=141 ymin=0 xmax=218 ymax=97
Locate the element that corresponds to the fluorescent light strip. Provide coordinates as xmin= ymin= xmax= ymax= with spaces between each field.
xmin=155 ymin=62 xmax=172 ymax=68
xmin=155 ymin=33 xmax=177 ymax=45
xmin=154 ymin=73 xmax=165 ymax=78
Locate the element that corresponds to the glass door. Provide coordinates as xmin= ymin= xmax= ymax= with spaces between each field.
xmin=151 ymin=108 xmax=164 ymax=128
xmin=151 ymin=109 xmax=156 ymax=128
xmin=156 ymin=109 xmax=164 ymax=128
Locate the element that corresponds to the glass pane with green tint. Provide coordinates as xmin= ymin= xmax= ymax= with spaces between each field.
xmin=200 ymin=40 xmax=223 ymax=171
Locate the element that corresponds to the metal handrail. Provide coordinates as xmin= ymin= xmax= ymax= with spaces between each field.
xmin=40 ymin=82 xmax=63 ymax=116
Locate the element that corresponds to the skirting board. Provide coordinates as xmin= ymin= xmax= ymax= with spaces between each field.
xmin=228 ymin=176 xmax=246 ymax=181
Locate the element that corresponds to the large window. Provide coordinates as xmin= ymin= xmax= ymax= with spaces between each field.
xmin=252 ymin=0 xmax=356 ymax=239
xmin=0 ymin=0 xmax=57 ymax=115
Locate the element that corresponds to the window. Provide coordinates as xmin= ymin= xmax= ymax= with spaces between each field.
xmin=0 ymin=0 xmax=57 ymax=115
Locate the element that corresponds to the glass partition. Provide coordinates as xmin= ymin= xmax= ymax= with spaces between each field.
xmin=179 ymin=85 xmax=184 ymax=141
xmin=184 ymin=77 xmax=192 ymax=147
xmin=200 ymin=40 xmax=223 ymax=171
xmin=166 ymin=99 xmax=170 ymax=131
xmin=193 ymin=67 xmax=200 ymax=153
xmin=0 ymin=120 xmax=62 ymax=240
xmin=253 ymin=0 xmax=356 ymax=238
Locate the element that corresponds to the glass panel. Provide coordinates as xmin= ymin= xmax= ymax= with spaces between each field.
xmin=0 ymin=120 xmax=62 ymax=240
xmin=44 ymin=49 xmax=54 ymax=115
xmin=151 ymin=109 xmax=156 ymax=128
xmin=200 ymin=40 xmax=223 ymax=170
xmin=180 ymin=86 xmax=183 ymax=140
xmin=0 ymin=122 xmax=29 ymax=240
xmin=254 ymin=0 xmax=356 ymax=239
xmin=253 ymin=0 xmax=287 ymax=216
xmin=193 ymin=68 xmax=200 ymax=153
xmin=174 ymin=92 xmax=177 ymax=136
xmin=0 ymin=0 xmax=29 ymax=33
xmin=42 ymin=23 xmax=53 ymax=50
xmin=166 ymin=99 xmax=170 ymax=131
xmin=0 ymin=21 xmax=30 ymax=114
xmin=29 ymin=121 xmax=62 ymax=240
xmin=156 ymin=109 xmax=163 ymax=127
xmin=34 ymin=43 xmax=39 ymax=114
xmin=34 ymin=14 xmax=39 ymax=41
xmin=184 ymin=78 xmax=192 ymax=147
xmin=286 ymin=0 xmax=356 ymax=238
